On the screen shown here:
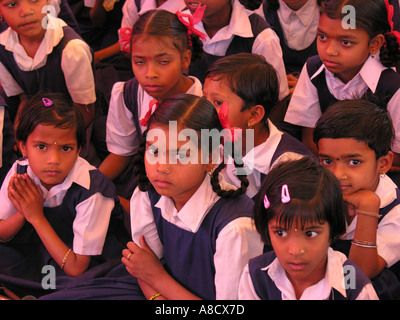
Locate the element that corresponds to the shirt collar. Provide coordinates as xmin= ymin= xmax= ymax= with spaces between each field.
xmin=375 ymin=174 xmax=398 ymax=208
xmin=155 ymin=174 xmax=219 ymax=233
xmin=24 ymin=156 xmax=91 ymax=197
xmin=0 ymin=16 xmax=66 ymax=70
xmin=278 ymin=0 xmax=318 ymax=27
xmin=310 ymin=54 xmax=386 ymax=94
xmin=261 ymin=248 xmax=348 ymax=299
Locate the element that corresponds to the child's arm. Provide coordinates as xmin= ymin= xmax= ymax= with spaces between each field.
xmin=75 ymin=103 xmax=95 ymax=128
xmin=0 ymin=213 xmax=25 ymax=242
xmin=98 ymin=152 xmax=133 ymax=180
xmin=344 ymin=190 xmax=387 ymax=278
xmin=8 ymin=174 xmax=90 ymax=276
xmin=122 ymin=237 xmax=201 ymax=300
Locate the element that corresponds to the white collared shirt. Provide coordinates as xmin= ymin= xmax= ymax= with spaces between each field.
xmin=120 ymin=0 xmax=187 ymax=38
xmin=276 ymin=0 xmax=319 ymax=50
xmin=238 ymin=248 xmax=379 ymax=300
xmin=284 ymin=54 xmax=400 ymax=152
xmin=185 ymin=0 xmax=289 ymax=100
xmin=222 ymin=120 xmax=304 ymax=198
xmin=341 ymin=175 xmax=400 ymax=268
xmin=130 ymin=174 xmax=264 ymax=300
xmin=0 ymin=157 xmax=115 ymax=255
xmin=106 ymin=76 xmax=203 ymax=156
xmin=0 ymin=16 xmax=95 ymax=105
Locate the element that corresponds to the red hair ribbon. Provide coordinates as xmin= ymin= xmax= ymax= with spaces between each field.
xmin=176 ymin=4 xmax=207 ymax=47
xmin=384 ymin=0 xmax=400 ymax=47
xmin=119 ymin=27 xmax=132 ymax=53
xmin=218 ymin=102 xmax=242 ymax=143
xmin=140 ymin=99 xmax=160 ymax=127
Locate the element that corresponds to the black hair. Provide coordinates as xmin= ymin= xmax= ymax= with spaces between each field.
xmin=320 ymin=0 xmax=400 ymax=67
xmin=205 ymin=53 xmax=279 ymax=120
xmin=15 ymin=92 xmax=86 ymax=149
xmin=132 ymin=94 xmax=249 ymax=198
xmin=313 ymin=99 xmax=394 ymax=159
xmin=253 ymin=157 xmax=347 ymax=245
xmin=130 ymin=9 xmax=203 ymax=62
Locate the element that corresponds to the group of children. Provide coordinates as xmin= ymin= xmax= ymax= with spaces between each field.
xmin=0 ymin=0 xmax=400 ymax=300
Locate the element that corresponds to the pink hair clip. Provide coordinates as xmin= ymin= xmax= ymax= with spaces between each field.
xmin=176 ymin=4 xmax=207 ymax=47
xmin=140 ymin=99 xmax=160 ymax=127
xmin=281 ymin=184 xmax=291 ymax=204
xmin=217 ymin=102 xmax=242 ymax=143
xmin=42 ymin=98 xmax=53 ymax=107
xmin=263 ymin=194 xmax=270 ymax=209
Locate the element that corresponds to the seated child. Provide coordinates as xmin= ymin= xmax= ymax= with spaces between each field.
xmin=203 ymin=53 xmax=313 ymax=198
xmin=0 ymin=92 xmax=129 ymax=298
xmin=239 ymin=157 xmax=378 ymax=300
xmin=313 ymin=99 xmax=400 ymax=299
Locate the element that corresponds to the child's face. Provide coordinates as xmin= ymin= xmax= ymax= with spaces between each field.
xmin=0 ymin=0 xmax=48 ymax=42
xmin=144 ymin=124 xmax=213 ymax=211
xmin=203 ymin=76 xmax=251 ymax=130
xmin=131 ymin=35 xmax=191 ymax=101
xmin=184 ymin=0 xmax=230 ymax=18
xmin=317 ymin=138 xmax=387 ymax=195
xmin=317 ymin=13 xmax=382 ymax=83
xmin=282 ymin=0 xmax=309 ymax=11
xmin=18 ymin=124 xmax=80 ymax=191
xmin=268 ymin=218 xmax=331 ymax=292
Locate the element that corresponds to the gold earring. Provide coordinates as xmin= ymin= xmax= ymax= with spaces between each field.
xmin=208 ymin=168 xmax=214 ymax=178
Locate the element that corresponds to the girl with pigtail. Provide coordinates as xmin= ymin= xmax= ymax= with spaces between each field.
xmin=122 ymin=94 xmax=263 ymax=300
xmin=285 ymin=0 xmax=400 ymax=168
xmin=99 ymin=7 xmax=204 ymax=202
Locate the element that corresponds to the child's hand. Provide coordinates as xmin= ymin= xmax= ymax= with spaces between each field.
xmin=343 ymin=189 xmax=380 ymax=217
xmin=7 ymin=174 xmax=44 ymax=224
xmin=122 ymin=236 xmax=165 ymax=285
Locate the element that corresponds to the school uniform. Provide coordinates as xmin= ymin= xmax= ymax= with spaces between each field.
xmin=284 ymin=54 xmax=400 ymax=153
xmin=186 ymin=0 xmax=289 ymax=101
xmin=222 ymin=120 xmax=314 ymax=198
xmin=331 ymin=175 xmax=400 ymax=299
xmin=119 ymin=0 xmax=187 ymax=44
xmin=106 ymin=76 xmax=202 ymax=198
xmin=130 ymin=175 xmax=264 ymax=299
xmin=0 ymin=15 xmax=95 ymax=106
xmin=0 ymin=157 xmax=129 ymax=297
xmin=259 ymin=0 xmax=319 ymax=75
xmin=238 ymin=248 xmax=378 ymax=300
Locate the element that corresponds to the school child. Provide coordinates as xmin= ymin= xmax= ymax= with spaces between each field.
xmin=313 ymin=99 xmax=400 ymax=299
xmin=184 ymin=0 xmax=290 ymax=104
xmin=37 ymin=94 xmax=263 ymax=300
xmin=284 ymin=0 xmax=400 ymax=164
xmin=203 ymin=53 xmax=314 ymax=199
xmin=259 ymin=0 xmax=321 ymax=94
xmin=238 ymin=157 xmax=378 ymax=300
xmin=0 ymin=93 xmax=129 ymax=299
xmin=99 ymin=9 xmax=203 ymax=201
xmin=0 ymin=0 xmax=96 ymax=126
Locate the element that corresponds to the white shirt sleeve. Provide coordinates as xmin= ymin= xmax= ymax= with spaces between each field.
xmin=252 ymin=28 xmax=290 ymax=101
xmin=238 ymin=264 xmax=261 ymax=300
xmin=214 ymin=216 xmax=264 ymax=300
xmin=130 ymin=187 xmax=164 ymax=259
xmin=0 ymin=162 xmax=18 ymax=220
xmin=0 ymin=62 xmax=24 ymax=97
xmin=284 ymin=63 xmax=321 ymax=127
xmin=72 ymin=193 xmax=115 ymax=255
xmin=356 ymin=283 xmax=379 ymax=300
xmin=106 ymin=81 xmax=141 ymax=156
xmin=61 ymin=39 xmax=96 ymax=105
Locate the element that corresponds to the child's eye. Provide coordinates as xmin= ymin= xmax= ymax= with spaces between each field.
xmin=275 ymin=230 xmax=288 ymax=238
xmin=305 ymin=231 xmax=318 ymax=238
xmin=342 ymin=40 xmax=353 ymax=46
xmin=146 ymin=146 xmax=158 ymax=156
xmin=62 ymin=146 xmax=73 ymax=152
xmin=159 ymin=60 xmax=170 ymax=65
xmin=320 ymin=158 xmax=332 ymax=166
xmin=36 ymin=144 xmax=47 ymax=150
xmin=349 ymin=159 xmax=361 ymax=166
xmin=317 ymin=33 xmax=326 ymax=41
